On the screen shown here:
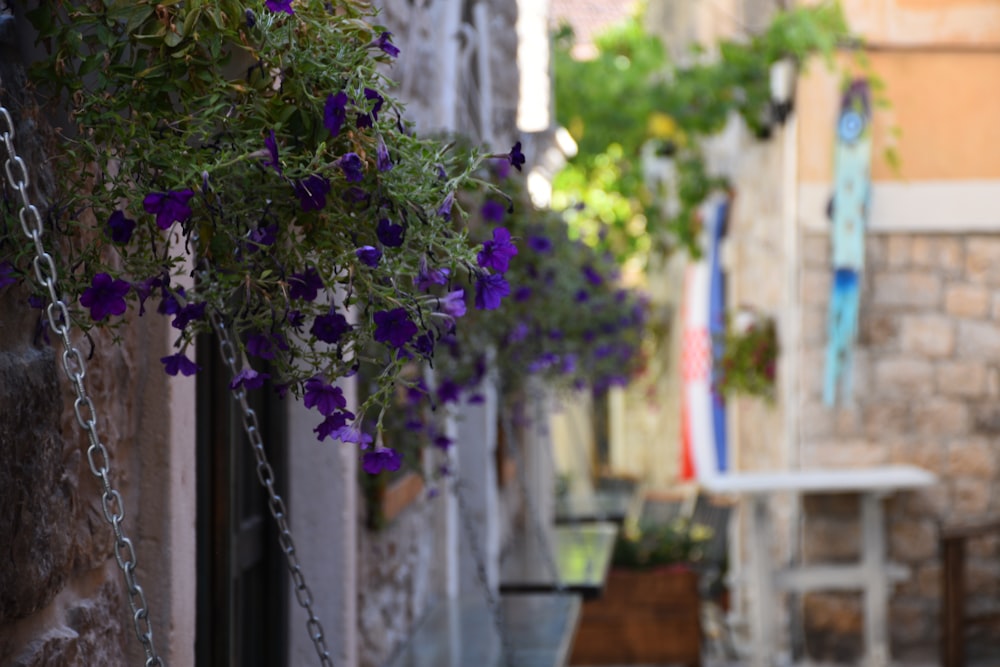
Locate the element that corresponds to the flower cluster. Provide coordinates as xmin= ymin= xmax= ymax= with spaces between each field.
xmin=718 ymin=309 xmax=779 ymax=401
xmin=5 ymin=0 xmax=523 ymax=472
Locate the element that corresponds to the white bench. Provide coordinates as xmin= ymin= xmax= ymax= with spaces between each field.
xmin=702 ymin=464 xmax=937 ymax=667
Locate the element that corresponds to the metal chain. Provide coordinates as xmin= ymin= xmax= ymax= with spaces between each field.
xmin=0 ymin=105 xmax=164 ymax=667
xmin=208 ymin=311 xmax=334 ymax=667
xmin=452 ymin=477 xmax=515 ymax=667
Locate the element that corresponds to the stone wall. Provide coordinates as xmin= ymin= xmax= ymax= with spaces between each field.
xmin=798 ymin=231 xmax=1000 ymax=661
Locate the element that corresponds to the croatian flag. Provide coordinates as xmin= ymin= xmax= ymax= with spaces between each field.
xmin=680 ymin=194 xmax=729 ymax=482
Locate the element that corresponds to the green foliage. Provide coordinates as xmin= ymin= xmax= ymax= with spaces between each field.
xmin=3 ymin=0 xmax=514 ymax=447
xmin=552 ymin=2 xmax=860 ymax=263
xmin=718 ymin=310 xmax=779 ymax=401
xmin=612 ymin=517 xmax=712 ymax=569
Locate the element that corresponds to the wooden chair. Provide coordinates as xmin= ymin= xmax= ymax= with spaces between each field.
xmin=940 ymin=518 xmax=1000 ymax=667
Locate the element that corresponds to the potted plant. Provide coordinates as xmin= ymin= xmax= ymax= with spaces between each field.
xmin=570 ymin=517 xmax=712 ymax=666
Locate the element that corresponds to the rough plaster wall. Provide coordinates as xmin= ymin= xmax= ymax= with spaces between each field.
xmin=356 ymin=499 xmax=434 ymax=667
xmin=796 ymin=231 xmax=1000 ymax=662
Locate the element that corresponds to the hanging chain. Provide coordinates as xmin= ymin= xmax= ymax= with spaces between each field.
xmin=208 ymin=311 xmax=334 ymax=667
xmin=0 ymin=105 xmax=164 ymax=666
xmin=452 ymin=477 xmax=515 ymax=667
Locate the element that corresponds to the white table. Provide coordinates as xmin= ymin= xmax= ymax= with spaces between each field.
xmin=702 ymin=465 xmax=937 ymax=667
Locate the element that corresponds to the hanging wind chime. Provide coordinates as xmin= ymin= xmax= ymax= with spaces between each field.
xmin=823 ymin=79 xmax=872 ymax=406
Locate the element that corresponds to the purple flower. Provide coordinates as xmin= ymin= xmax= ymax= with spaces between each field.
xmin=247 ymin=332 xmax=288 ymax=360
xmin=287 ymin=309 xmax=305 ymax=330
xmin=433 ymin=434 xmax=453 ymax=450
xmin=263 ymin=130 xmax=282 ymax=174
xmin=373 ymin=31 xmax=400 ymax=58
xmin=514 ymin=286 xmax=532 ymax=302
xmin=508 ymin=141 xmax=525 ymax=171
xmin=362 ymin=447 xmax=402 ymax=474
xmin=106 ymin=210 xmax=136 ymax=244
xmin=528 ymin=235 xmax=553 ymax=253
xmin=265 ymin=0 xmax=294 ymax=13
xmin=376 ymin=218 xmax=404 ymax=247
xmin=437 ymin=379 xmax=461 ymax=404
xmin=143 ymin=189 xmax=194 ymax=230
xmin=477 ymin=227 xmax=518 ymax=273
xmin=229 ymin=367 xmax=269 ymax=391
xmin=508 ymin=321 xmax=530 ymax=343
xmin=160 ymin=352 xmax=200 ymax=377
xmin=158 ymin=286 xmax=184 ymax=315
xmin=248 ymin=224 xmax=278 ymax=248
xmin=373 ymin=308 xmax=418 ymax=348
xmin=376 ymin=136 xmax=393 ymax=172
xmin=414 ymin=332 xmax=435 ymax=358
xmin=474 ymin=273 xmax=510 ymax=310
xmin=356 ymin=245 xmax=382 ymax=268
xmin=295 ymin=175 xmax=331 ymax=211
xmin=343 ymin=186 xmax=371 ymax=206
xmin=481 ymin=199 xmax=505 ymax=223
xmin=80 ymin=272 xmax=130 ymax=321
xmin=583 ymin=265 xmax=604 ymax=286
xmin=171 ymin=301 xmax=206 ymax=330
xmin=356 ymin=88 xmax=384 ymax=129
xmin=303 ymin=377 xmax=347 ymax=416
xmin=288 ymin=267 xmax=323 ymax=301
xmin=314 ymin=410 xmax=352 ymax=441
xmin=0 ymin=261 xmax=16 ymax=289
xmin=311 ymin=311 xmax=351 ymax=344
xmin=439 ymin=289 xmax=466 ymax=319
xmin=334 ymin=423 xmax=374 ymax=447
xmin=324 ymin=91 xmax=349 ymax=137
xmin=245 ymin=9 xmax=256 ymax=27
xmin=436 ymin=192 xmax=455 ymax=221
xmin=338 ymin=152 xmax=365 ymax=183
xmin=415 ymin=256 xmax=449 ymax=291
xmin=575 ymin=289 xmax=590 ymax=303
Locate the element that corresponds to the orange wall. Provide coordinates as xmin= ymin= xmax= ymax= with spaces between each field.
xmin=798 ymin=0 xmax=1000 ymax=183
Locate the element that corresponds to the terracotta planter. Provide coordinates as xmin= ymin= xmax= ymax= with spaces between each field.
xmin=570 ymin=566 xmax=702 ymax=666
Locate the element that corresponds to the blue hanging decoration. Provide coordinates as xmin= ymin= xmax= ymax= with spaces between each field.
xmin=824 ymin=80 xmax=872 ymax=406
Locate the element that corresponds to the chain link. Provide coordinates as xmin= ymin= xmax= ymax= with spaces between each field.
xmin=208 ymin=311 xmax=334 ymax=667
xmin=0 ymin=105 xmax=164 ymax=666
xmin=452 ymin=478 xmax=516 ymax=667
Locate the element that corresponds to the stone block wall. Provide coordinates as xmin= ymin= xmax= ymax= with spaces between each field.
xmin=798 ymin=231 xmax=1000 ymax=661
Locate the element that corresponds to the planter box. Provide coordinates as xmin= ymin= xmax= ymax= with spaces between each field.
xmin=569 ymin=566 xmax=702 ymax=666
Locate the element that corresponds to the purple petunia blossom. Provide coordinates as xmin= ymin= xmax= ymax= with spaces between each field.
xmin=474 ymin=273 xmax=510 ymax=310
xmin=287 ymin=309 xmax=305 ymax=331
xmin=314 ymin=410 xmax=352 ymax=441
xmin=376 ymin=136 xmax=393 ymax=172
xmin=229 ymin=367 xmax=269 ymax=391
xmin=143 ymin=189 xmax=194 ymax=230
xmin=373 ymin=31 xmax=400 ymax=58
xmin=158 ymin=285 xmax=184 ymax=315
xmin=362 ymin=447 xmax=402 ymax=475
xmin=248 ymin=223 xmax=278 ymax=248
xmin=311 ymin=311 xmax=351 ymax=344
xmin=338 ymin=152 xmax=364 ymax=182
xmin=333 ymin=423 xmax=374 ymax=447
xmin=575 ymin=289 xmax=590 ymax=303
xmin=481 ymin=199 xmax=505 ymax=223
xmin=528 ymin=235 xmax=553 ymax=253
xmin=433 ymin=433 xmax=453 ymax=450
xmin=477 ymin=227 xmax=518 ymax=273
xmin=514 ymin=286 xmax=532 ymax=302
xmin=80 ymin=272 xmax=130 ymax=321
xmin=439 ymin=289 xmax=467 ymax=319
xmin=414 ymin=332 xmax=435 ymax=358
xmin=508 ymin=141 xmax=525 ymax=171
xmin=295 ymin=175 xmax=331 ymax=211
xmin=262 ymin=130 xmax=282 ymax=174
xmin=247 ymin=332 xmax=288 ymax=360
xmin=160 ymin=352 xmax=200 ymax=377
xmin=356 ymin=88 xmax=384 ymax=129
xmin=437 ymin=379 xmax=461 ymax=405
xmin=0 ymin=261 xmax=16 ymax=289
xmin=288 ymin=267 xmax=323 ymax=301
xmin=436 ymin=192 xmax=455 ymax=221
xmin=356 ymin=245 xmax=382 ymax=268
xmin=107 ymin=210 xmax=136 ymax=244
xmin=414 ymin=256 xmax=449 ymax=291
xmin=583 ymin=265 xmax=604 ymax=286
xmin=303 ymin=377 xmax=347 ymax=416
xmin=376 ymin=218 xmax=404 ymax=247
xmin=373 ymin=308 xmax=418 ymax=348
xmin=171 ymin=301 xmax=206 ymax=330
xmin=265 ymin=0 xmax=294 ymax=13
xmin=324 ymin=91 xmax=349 ymax=137
xmin=245 ymin=9 xmax=256 ymax=26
